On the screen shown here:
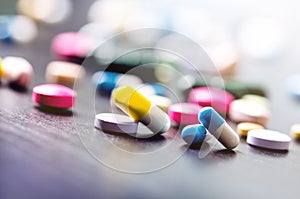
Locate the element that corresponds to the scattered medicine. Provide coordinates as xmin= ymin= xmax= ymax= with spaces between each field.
xmin=168 ymin=103 xmax=202 ymax=125
xmin=113 ymin=86 xmax=170 ymax=134
xmin=199 ymin=107 xmax=240 ymax=149
xmin=236 ymin=122 xmax=264 ymax=137
xmin=181 ymin=124 xmax=207 ymax=145
xmin=32 ymin=84 xmax=76 ymax=108
xmin=94 ymin=113 xmax=138 ymax=134
xmin=247 ymin=129 xmax=291 ymax=151
xmin=46 ymin=61 xmax=85 ymax=87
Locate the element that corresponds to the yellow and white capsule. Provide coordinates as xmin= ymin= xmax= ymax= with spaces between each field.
xmin=113 ymin=86 xmax=171 ymax=134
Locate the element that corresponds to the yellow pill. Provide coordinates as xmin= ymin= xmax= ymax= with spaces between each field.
xmin=236 ymin=122 xmax=264 ymax=136
xmin=290 ymin=124 xmax=300 ymax=139
xmin=113 ymin=86 xmax=170 ymax=134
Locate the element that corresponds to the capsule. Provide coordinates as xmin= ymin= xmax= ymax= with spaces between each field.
xmin=198 ymin=107 xmax=240 ymax=149
xmin=113 ymin=86 xmax=170 ymax=134
xmin=181 ymin=124 xmax=207 ymax=145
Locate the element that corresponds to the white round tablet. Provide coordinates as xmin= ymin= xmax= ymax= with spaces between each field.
xmin=247 ymin=129 xmax=291 ymax=150
xmin=94 ymin=113 xmax=138 ymax=134
xmin=10 ymin=15 xmax=38 ymax=43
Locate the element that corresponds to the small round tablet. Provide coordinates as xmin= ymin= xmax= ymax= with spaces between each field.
xmin=188 ymin=87 xmax=234 ymax=114
xmin=18 ymin=0 xmax=72 ymax=24
xmin=1 ymin=56 xmax=34 ymax=88
xmin=236 ymin=122 xmax=264 ymax=137
xmin=46 ymin=61 xmax=85 ymax=87
xmin=168 ymin=103 xmax=202 ymax=125
xmin=32 ymin=84 xmax=76 ymax=108
xmin=51 ymin=32 xmax=91 ymax=61
xmin=247 ymin=129 xmax=291 ymax=150
xmin=181 ymin=124 xmax=207 ymax=145
xmin=94 ymin=113 xmax=138 ymax=134
xmin=290 ymin=124 xmax=300 ymax=139
xmin=229 ymin=99 xmax=270 ymax=126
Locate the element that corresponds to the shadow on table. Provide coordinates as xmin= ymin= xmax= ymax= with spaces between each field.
xmin=34 ymin=105 xmax=74 ymax=116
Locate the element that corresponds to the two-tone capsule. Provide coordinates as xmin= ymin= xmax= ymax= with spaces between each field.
xmin=113 ymin=86 xmax=170 ymax=134
xmin=198 ymin=107 xmax=240 ymax=149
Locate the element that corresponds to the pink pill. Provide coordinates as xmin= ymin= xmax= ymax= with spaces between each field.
xmin=168 ymin=103 xmax=202 ymax=125
xmin=51 ymin=32 xmax=91 ymax=61
xmin=32 ymin=84 xmax=76 ymax=108
xmin=188 ymin=87 xmax=234 ymax=114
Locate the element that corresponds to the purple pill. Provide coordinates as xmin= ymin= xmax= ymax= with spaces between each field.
xmin=247 ymin=129 xmax=291 ymax=150
xmin=94 ymin=113 xmax=138 ymax=134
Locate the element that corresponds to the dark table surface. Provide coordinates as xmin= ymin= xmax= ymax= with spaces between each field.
xmin=1 ymin=0 xmax=300 ymax=199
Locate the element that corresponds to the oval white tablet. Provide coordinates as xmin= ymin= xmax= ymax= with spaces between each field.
xmin=247 ymin=129 xmax=291 ymax=150
xmin=94 ymin=113 xmax=138 ymax=134
xmin=229 ymin=99 xmax=270 ymax=126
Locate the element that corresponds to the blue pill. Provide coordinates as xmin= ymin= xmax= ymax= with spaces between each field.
xmin=148 ymin=83 xmax=167 ymax=96
xmin=0 ymin=16 xmax=13 ymax=41
xmin=181 ymin=124 xmax=207 ymax=145
xmin=92 ymin=71 xmax=120 ymax=94
xmin=198 ymin=107 xmax=225 ymax=132
xmin=198 ymin=107 xmax=240 ymax=149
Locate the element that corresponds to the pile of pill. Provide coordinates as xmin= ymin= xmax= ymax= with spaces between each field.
xmin=1 ymin=0 xmax=298 ymax=158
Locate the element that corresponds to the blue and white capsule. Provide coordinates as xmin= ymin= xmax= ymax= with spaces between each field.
xmin=181 ymin=124 xmax=207 ymax=145
xmin=199 ymin=107 xmax=240 ymax=149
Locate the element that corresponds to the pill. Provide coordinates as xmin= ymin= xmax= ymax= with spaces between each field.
xmin=116 ymin=73 xmax=143 ymax=88
xmin=236 ymin=122 xmax=264 ymax=137
xmin=168 ymin=103 xmax=202 ymax=125
xmin=199 ymin=107 xmax=240 ymax=149
xmin=32 ymin=84 xmax=76 ymax=108
xmin=113 ymin=86 xmax=170 ymax=134
xmin=181 ymin=124 xmax=207 ymax=145
xmin=0 ymin=15 xmax=38 ymax=43
xmin=92 ymin=71 xmax=142 ymax=95
xmin=46 ymin=61 xmax=85 ymax=87
xmin=247 ymin=129 xmax=291 ymax=150
xmin=148 ymin=95 xmax=172 ymax=112
xmin=285 ymin=74 xmax=300 ymax=99
xmin=17 ymin=0 xmax=72 ymax=24
xmin=229 ymin=99 xmax=270 ymax=126
xmin=94 ymin=113 xmax=138 ymax=134
xmin=290 ymin=124 xmax=300 ymax=139
xmin=241 ymin=94 xmax=270 ymax=108
xmin=137 ymin=83 xmax=168 ymax=97
xmin=180 ymin=76 xmax=267 ymax=98
xmin=188 ymin=87 xmax=234 ymax=114
xmin=1 ymin=56 xmax=34 ymax=88
xmin=51 ymin=32 xmax=92 ymax=63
